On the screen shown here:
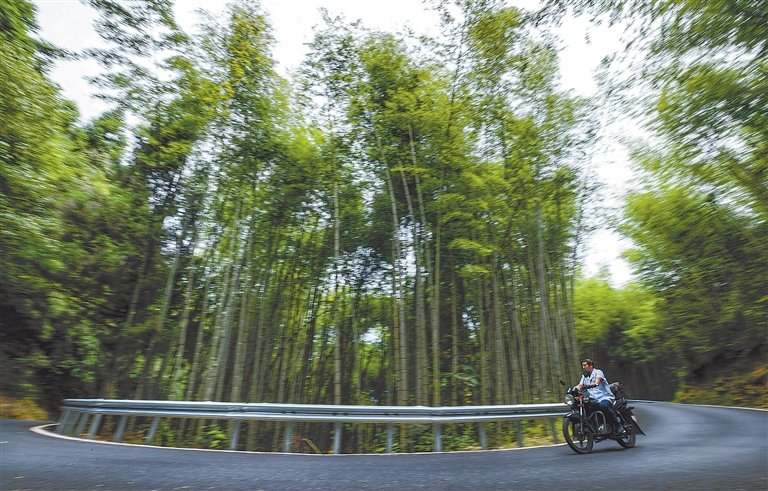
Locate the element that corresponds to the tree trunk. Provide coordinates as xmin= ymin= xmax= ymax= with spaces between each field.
xmin=333 ymin=170 xmax=342 ymax=406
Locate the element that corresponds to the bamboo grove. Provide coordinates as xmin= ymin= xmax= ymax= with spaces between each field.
xmin=3 ymin=0 xmax=588 ymax=419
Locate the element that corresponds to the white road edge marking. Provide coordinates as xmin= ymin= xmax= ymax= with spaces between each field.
xmin=30 ymin=423 xmax=567 ymax=456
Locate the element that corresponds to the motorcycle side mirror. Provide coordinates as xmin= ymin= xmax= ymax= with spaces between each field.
xmin=559 ymin=380 xmax=567 ymax=386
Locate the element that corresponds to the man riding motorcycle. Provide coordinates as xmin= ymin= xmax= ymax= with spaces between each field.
xmin=575 ymin=359 xmax=626 ymax=435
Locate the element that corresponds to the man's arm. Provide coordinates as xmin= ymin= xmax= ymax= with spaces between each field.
xmin=583 ymin=370 xmax=605 ymax=389
xmin=590 ymin=370 xmax=605 ymax=388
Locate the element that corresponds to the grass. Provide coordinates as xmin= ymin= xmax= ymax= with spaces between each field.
xmin=0 ymin=395 xmax=50 ymax=420
xmin=674 ymin=365 xmax=768 ymax=409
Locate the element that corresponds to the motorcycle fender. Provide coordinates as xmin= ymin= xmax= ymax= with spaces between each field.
xmin=629 ymin=415 xmax=646 ymax=436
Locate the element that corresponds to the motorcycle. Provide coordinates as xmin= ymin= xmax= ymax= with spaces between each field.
xmin=560 ymin=380 xmax=645 ymax=454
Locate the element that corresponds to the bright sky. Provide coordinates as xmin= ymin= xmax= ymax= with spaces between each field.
xmin=31 ymin=0 xmax=633 ymax=285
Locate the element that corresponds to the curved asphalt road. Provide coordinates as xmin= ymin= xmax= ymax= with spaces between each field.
xmin=1 ymin=402 xmax=766 ymax=490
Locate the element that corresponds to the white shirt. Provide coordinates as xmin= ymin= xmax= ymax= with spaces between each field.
xmin=580 ymin=368 xmax=615 ymax=403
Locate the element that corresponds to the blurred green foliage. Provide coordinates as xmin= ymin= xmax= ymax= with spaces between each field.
xmin=555 ymin=0 xmax=767 ymax=398
xmin=1 ymin=0 xmax=129 ymax=407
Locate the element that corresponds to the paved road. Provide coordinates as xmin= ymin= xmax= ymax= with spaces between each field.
xmin=1 ymin=402 xmax=766 ymax=490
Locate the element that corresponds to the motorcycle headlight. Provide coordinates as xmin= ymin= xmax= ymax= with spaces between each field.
xmin=564 ymin=393 xmax=575 ymax=406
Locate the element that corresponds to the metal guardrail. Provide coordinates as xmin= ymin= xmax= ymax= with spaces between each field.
xmin=57 ymin=399 xmax=570 ymax=454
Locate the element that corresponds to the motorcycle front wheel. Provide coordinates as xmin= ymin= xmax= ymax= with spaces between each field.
xmin=563 ymin=418 xmax=594 ymax=454
xmin=616 ymin=416 xmax=637 ymax=448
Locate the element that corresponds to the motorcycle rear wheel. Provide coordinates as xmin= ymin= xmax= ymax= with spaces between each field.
xmin=563 ymin=418 xmax=594 ymax=454
xmin=616 ymin=417 xmax=637 ymax=448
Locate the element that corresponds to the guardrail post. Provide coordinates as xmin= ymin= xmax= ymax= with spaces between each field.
xmin=386 ymin=423 xmax=394 ymax=453
xmin=87 ymin=414 xmax=103 ymax=439
xmin=114 ymin=415 xmax=128 ymax=443
xmin=432 ymin=423 xmax=442 ymax=452
xmin=283 ymin=422 xmax=293 ymax=453
xmin=550 ymin=419 xmax=558 ymax=444
xmin=74 ymin=412 xmax=90 ymax=437
xmin=64 ymin=411 xmax=80 ymax=436
xmin=230 ymin=421 xmax=242 ymax=450
xmin=56 ymin=410 xmax=73 ymax=435
xmin=333 ymin=422 xmax=343 ymax=454
xmin=516 ymin=420 xmax=523 ymax=447
xmin=478 ymin=423 xmax=488 ymax=450
xmin=145 ymin=416 xmax=161 ymax=445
